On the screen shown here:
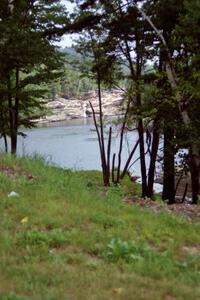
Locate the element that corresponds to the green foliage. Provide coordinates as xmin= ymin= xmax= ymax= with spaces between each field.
xmin=104 ymin=238 xmax=155 ymax=263
xmin=0 ymin=294 xmax=26 ymax=300
xmin=0 ymin=0 xmax=67 ymax=152
xmin=104 ymin=237 xmax=200 ymax=277
xmin=91 ymin=213 xmax=125 ymax=228
xmin=45 ymin=47 xmax=100 ymax=99
xmin=18 ymin=229 xmax=69 ymax=248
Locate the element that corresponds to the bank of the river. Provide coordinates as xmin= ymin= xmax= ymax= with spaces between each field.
xmin=0 ymin=154 xmax=200 ymax=300
xmin=34 ymin=89 xmax=124 ymax=124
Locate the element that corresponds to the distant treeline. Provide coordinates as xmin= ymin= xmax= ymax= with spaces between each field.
xmin=47 ymin=47 xmax=97 ymax=100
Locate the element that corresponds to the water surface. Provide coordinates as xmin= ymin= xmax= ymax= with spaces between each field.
xmin=14 ymin=118 xmax=141 ymax=174
xmin=1 ymin=118 xmax=164 ymax=192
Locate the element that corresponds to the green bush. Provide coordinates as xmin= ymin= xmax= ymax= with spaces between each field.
xmin=103 ymin=238 xmax=156 ymax=263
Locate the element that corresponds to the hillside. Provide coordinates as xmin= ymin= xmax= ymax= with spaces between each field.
xmin=61 ymin=47 xmax=83 ymax=61
xmin=0 ymin=154 xmax=200 ymax=300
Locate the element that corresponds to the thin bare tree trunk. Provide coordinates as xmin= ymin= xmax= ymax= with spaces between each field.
xmin=89 ymin=101 xmax=103 ymax=157
xmin=116 ymin=100 xmax=130 ymax=183
xmin=147 ymin=118 xmax=160 ymax=198
xmin=89 ymin=99 xmax=110 ymax=186
xmin=112 ymin=153 xmax=116 ymax=183
xmin=97 ymin=75 xmax=110 ymax=186
xmin=107 ymin=127 xmax=112 ymax=182
xmin=120 ymin=139 xmax=139 ymax=180
xmin=89 ymin=101 xmax=109 ymax=186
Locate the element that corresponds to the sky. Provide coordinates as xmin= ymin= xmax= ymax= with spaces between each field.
xmin=57 ymin=34 xmax=74 ymax=48
xmin=56 ymin=0 xmax=76 ymax=48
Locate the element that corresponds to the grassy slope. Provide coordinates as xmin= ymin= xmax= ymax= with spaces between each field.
xmin=0 ymin=154 xmax=199 ymax=300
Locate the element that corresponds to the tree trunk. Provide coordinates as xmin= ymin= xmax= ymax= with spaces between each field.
xmin=13 ymin=66 xmax=20 ymax=154
xmin=89 ymin=100 xmax=110 ymax=187
xmin=97 ymin=75 xmax=110 ymax=186
xmin=162 ymin=127 xmax=175 ymax=204
xmin=3 ymin=133 xmax=8 ymax=153
xmin=7 ymin=67 xmax=20 ymax=155
xmin=0 ymin=111 xmax=8 ymax=152
xmin=137 ymin=118 xmax=148 ymax=197
xmin=190 ymin=145 xmax=200 ymax=204
xmin=147 ymin=118 xmax=160 ymax=198
xmin=7 ymin=74 xmax=15 ymax=154
xmin=116 ymin=99 xmax=130 ymax=183
xmin=90 ymin=73 xmax=110 ymax=187
xmin=120 ymin=139 xmax=139 ymax=180
xmin=107 ymin=126 xmax=112 ymax=183
xmin=135 ymin=32 xmax=148 ymax=197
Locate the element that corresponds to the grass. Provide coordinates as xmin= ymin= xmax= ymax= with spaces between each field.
xmin=0 ymin=153 xmax=200 ymax=300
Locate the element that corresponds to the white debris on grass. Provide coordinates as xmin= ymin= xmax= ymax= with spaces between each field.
xmin=7 ymin=191 xmax=20 ymax=198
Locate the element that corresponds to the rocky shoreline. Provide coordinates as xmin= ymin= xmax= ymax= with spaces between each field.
xmin=34 ymin=89 xmax=124 ymax=124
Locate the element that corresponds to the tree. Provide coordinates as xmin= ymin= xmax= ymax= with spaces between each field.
xmin=140 ymin=0 xmax=200 ymax=203
xmin=0 ymin=0 xmax=67 ymax=154
xmin=67 ymin=0 xmax=200 ymax=203
xmin=174 ymin=0 xmax=200 ymax=203
xmin=142 ymin=0 xmax=185 ymax=203
xmin=70 ymin=0 xmax=161 ymax=195
xmin=95 ymin=0 xmax=160 ymax=197
xmin=75 ymin=27 xmax=117 ymax=186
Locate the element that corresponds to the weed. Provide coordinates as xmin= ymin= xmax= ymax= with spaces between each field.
xmin=105 ymin=184 xmax=123 ymax=201
xmin=0 ymin=293 xmax=26 ymax=300
xmin=103 ymin=238 xmax=156 ymax=263
xmin=18 ymin=228 xmax=69 ymax=248
xmin=91 ymin=213 xmax=125 ymax=228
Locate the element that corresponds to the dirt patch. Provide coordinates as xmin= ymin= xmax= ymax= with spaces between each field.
xmin=0 ymin=164 xmax=34 ymax=180
xmin=182 ymin=245 xmax=200 ymax=256
xmin=175 ymin=175 xmax=192 ymax=201
xmin=169 ymin=203 xmax=200 ymax=222
xmin=124 ymin=196 xmax=200 ymax=222
xmin=164 ymin=295 xmax=177 ymax=300
xmin=155 ymin=173 xmax=192 ymax=202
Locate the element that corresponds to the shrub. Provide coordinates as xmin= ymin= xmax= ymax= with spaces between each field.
xmin=103 ymin=238 xmax=156 ymax=263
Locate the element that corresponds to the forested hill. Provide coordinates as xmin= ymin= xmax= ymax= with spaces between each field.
xmin=61 ymin=47 xmax=83 ymax=61
xmin=48 ymin=46 xmax=128 ymax=102
xmin=47 ymin=47 xmax=97 ymax=101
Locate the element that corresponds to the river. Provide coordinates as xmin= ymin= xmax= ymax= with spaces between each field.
xmin=0 ymin=118 xmax=163 ymax=191
xmin=12 ymin=118 xmax=140 ymax=172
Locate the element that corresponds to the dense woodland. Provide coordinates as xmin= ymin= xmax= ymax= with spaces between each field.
xmin=47 ymin=47 xmax=98 ymax=100
xmin=0 ymin=0 xmax=200 ymax=205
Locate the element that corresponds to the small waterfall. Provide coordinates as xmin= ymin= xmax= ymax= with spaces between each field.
xmin=83 ymin=102 xmax=87 ymax=118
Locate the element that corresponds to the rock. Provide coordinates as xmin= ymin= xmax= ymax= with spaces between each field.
xmin=8 ymin=191 xmax=19 ymax=197
xmin=47 ymin=101 xmax=66 ymax=109
xmin=34 ymin=89 xmax=124 ymax=124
